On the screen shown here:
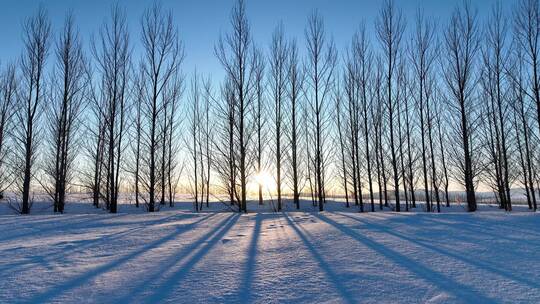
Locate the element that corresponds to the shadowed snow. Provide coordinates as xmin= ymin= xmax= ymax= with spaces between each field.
xmin=0 ymin=201 xmax=538 ymax=303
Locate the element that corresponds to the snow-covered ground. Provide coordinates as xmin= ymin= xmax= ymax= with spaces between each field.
xmin=0 ymin=200 xmax=539 ymax=303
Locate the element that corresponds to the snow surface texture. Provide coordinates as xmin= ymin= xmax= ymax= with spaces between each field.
xmin=0 ymin=201 xmax=539 ymax=303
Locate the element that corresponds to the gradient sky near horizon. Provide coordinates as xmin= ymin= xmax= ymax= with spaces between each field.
xmin=0 ymin=0 xmax=513 ymax=81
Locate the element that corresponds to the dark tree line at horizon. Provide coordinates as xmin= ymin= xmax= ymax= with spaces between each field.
xmin=1 ymin=0 xmax=540 ymax=214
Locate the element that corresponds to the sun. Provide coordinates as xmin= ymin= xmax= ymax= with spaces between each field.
xmin=253 ymin=171 xmax=276 ymax=191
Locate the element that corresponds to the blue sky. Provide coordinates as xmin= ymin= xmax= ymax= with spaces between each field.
xmin=0 ymin=0 xmax=512 ymax=80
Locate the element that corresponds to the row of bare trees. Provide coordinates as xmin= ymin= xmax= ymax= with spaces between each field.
xmin=3 ymin=0 xmax=540 ymax=214
xmin=0 ymin=4 xmax=184 ymax=214
xmin=204 ymin=0 xmax=540 ymax=213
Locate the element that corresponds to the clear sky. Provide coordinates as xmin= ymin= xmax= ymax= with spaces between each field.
xmin=0 ymin=0 xmax=513 ymax=81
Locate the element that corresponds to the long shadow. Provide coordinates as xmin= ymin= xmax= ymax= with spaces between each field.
xmin=435 ymin=214 xmax=540 ymax=239
xmin=314 ymin=213 xmax=498 ymax=303
xmin=0 ymin=213 xmax=132 ymax=243
xmin=376 ymin=211 xmax=540 ymax=239
xmin=25 ymin=212 xmax=225 ymax=303
xmin=0 ymin=213 xmax=208 ymax=274
xmin=1 ymin=215 xmax=75 ymax=226
xmin=284 ymin=213 xmax=357 ymax=304
xmin=238 ymin=213 xmax=262 ymax=303
xmin=336 ymin=212 xmax=540 ymax=290
xmin=4 ymin=211 xmax=191 ymax=248
xmin=367 ymin=211 xmax=540 ymax=247
xmin=419 ymin=214 xmax=540 ymax=246
xmin=368 ymin=210 xmax=540 ymax=249
xmin=116 ymin=213 xmax=238 ymax=302
xmin=0 ymin=215 xmax=100 ymax=242
xmin=362 ymin=212 xmax=528 ymax=246
xmin=139 ymin=213 xmax=240 ymax=303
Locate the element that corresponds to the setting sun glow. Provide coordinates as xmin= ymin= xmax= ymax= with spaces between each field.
xmin=253 ymin=171 xmax=276 ymax=192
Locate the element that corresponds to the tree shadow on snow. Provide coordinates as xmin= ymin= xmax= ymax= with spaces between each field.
xmin=26 ymin=212 xmax=219 ymax=303
xmin=414 ymin=213 xmax=540 ymax=241
xmin=131 ymin=213 xmax=240 ymax=303
xmin=314 ymin=212 xmax=499 ymax=303
xmin=284 ymin=213 xmax=357 ymax=304
xmin=0 ymin=213 xmax=132 ymax=243
xmin=0 ymin=212 xmax=201 ymax=274
xmin=370 ymin=211 xmax=540 ymax=239
xmin=238 ymin=213 xmax=262 ymax=303
xmin=335 ymin=212 xmax=540 ymax=290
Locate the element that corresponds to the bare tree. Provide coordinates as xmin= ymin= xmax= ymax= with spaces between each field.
xmin=508 ymin=47 xmax=537 ymax=211
xmin=138 ymin=3 xmax=182 ymax=212
xmin=269 ymin=24 xmax=288 ymax=211
xmin=199 ymin=77 xmax=213 ymax=208
xmin=303 ymin=103 xmax=316 ymax=206
xmin=213 ymin=78 xmax=236 ymax=207
xmin=188 ymin=72 xmax=202 ymax=211
xmin=286 ymin=40 xmax=304 ymax=209
xmin=44 ymin=13 xmax=87 ymax=213
xmin=215 ymin=0 xmax=256 ymax=212
xmin=166 ymin=74 xmax=183 ymax=208
xmin=480 ymin=2 xmax=512 ymax=210
xmin=253 ymin=47 xmax=267 ymax=205
xmin=372 ymin=59 xmax=388 ymax=209
xmin=515 ymin=0 xmax=540 ymax=140
xmin=343 ymin=43 xmax=361 ymax=210
xmin=435 ymin=96 xmax=451 ymax=207
xmin=85 ymin=76 xmax=107 ymax=209
xmin=396 ymin=60 xmax=410 ymax=211
xmin=403 ymin=65 xmax=417 ymax=210
xmin=0 ymin=64 xmax=17 ymax=195
xmin=357 ymin=26 xmax=376 ymax=212
xmin=345 ymin=24 xmax=374 ymax=212
xmin=514 ymin=0 xmax=540 ymax=212
xmin=159 ymin=71 xmax=183 ymax=209
xmin=410 ymin=9 xmax=437 ymax=211
xmin=304 ymin=10 xmax=337 ymax=211
xmin=131 ymin=72 xmax=144 ymax=208
xmin=91 ymin=5 xmax=131 ymax=213
xmin=14 ymin=7 xmax=51 ymax=214
xmin=334 ymin=81 xmax=349 ymax=208
xmin=442 ymin=1 xmax=480 ymax=212
xmin=428 ymin=83 xmax=442 ymax=212
xmin=376 ymin=0 xmax=406 ymax=212
xmin=185 ymin=74 xmax=206 ymax=210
